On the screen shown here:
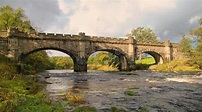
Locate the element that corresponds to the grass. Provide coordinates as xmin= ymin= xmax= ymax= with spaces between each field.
xmin=0 ymin=55 xmax=63 ymax=112
xmin=65 ymin=89 xmax=85 ymax=105
xmin=149 ymin=60 xmax=201 ymax=72
xmin=124 ymin=90 xmax=136 ymax=96
xmin=136 ymin=57 xmax=155 ymax=65
xmin=135 ymin=57 xmax=156 ymax=70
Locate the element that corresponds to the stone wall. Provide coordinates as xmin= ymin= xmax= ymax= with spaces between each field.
xmin=0 ymin=37 xmax=8 ymax=55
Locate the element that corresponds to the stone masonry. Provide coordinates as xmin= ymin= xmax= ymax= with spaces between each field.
xmin=0 ymin=29 xmax=182 ymax=72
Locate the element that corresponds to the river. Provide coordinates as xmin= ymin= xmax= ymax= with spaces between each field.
xmin=39 ymin=70 xmax=202 ymax=112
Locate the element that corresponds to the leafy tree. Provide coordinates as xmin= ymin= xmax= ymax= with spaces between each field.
xmin=178 ymin=36 xmax=193 ymax=57
xmin=107 ymin=53 xmax=119 ymax=67
xmin=49 ymin=56 xmax=73 ymax=69
xmin=188 ymin=18 xmax=202 ymax=69
xmin=0 ymin=5 xmax=35 ymax=33
xmin=190 ymin=19 xmax=202 ymax=38
xmin=127 ymin=27 xmax=158 ymax=42
xmin=88 ymin=52 xmax=119 ymax=68
xmin=23 ymin=51 xmax=51 ymax=74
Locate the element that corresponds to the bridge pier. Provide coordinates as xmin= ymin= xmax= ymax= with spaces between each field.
xmin=127 ymin=62 xmax=136 ymax=71
xmin=74 ymin=57 xmax=87 ymax=72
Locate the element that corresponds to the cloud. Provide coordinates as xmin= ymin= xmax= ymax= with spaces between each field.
xmin=138 ymin=0 xmax=176 ymax=13
xmin=62 ymin=0 xmax=178 ymax=37
xmin=189 ymin=16 xmax=201 ymax=24
xmin=0 ymin=0 xmax=67 ymax=32
xmin=0 ymin=0 xmax=201 ymax=43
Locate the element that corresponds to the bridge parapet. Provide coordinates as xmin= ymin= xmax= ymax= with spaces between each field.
xmin=137 ymin=41 xmax=165 ymax=46
xmin=89 ymin=35 xmax=129 ymax=44
xmin=137 ymin=41 xmax=178 ymax=48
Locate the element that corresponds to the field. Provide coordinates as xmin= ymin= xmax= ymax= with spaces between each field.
xmin=135 ymin=57 xmax=155 ymax=65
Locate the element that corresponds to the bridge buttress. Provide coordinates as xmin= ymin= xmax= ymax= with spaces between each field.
xmin=127 ymin=36 xmax=136 ymax=71
xmin=74 ymin=32 xmax=89 ymax=72
xmin=164 ymin=40 xmax=172 ymax=62
xmin=7 ymin=36 xmax=20 ymax=61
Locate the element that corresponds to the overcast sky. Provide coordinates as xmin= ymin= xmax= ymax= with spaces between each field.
xmin=0 ymin=0 xmax=201 ymax=56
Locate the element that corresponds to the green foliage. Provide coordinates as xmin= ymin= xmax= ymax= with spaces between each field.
xmin=71 ymin=106 xmax=97 ymax=112
xmin=188 ymin=18 xmax=202 ymax=69
xmin=0 ymin=5 xmax=35 ymax=33
xmin=0 ymin=55 xmax=63 ymax=112
xmin=0 ymin=55 xmax=17 ymax=79
xmin=49 ymin=56 xmax=73 ymax=69
xmin=88 ymin=52 xmax=119 ymax=69
xmin=149 ymin=60 xmax=200 ymax=71
xmin=178 ymin=37 xmax=193 ymax=57
xmin=127 ymin=27 xmax=158 ymax=42
xmin=136 ymin=57 xmax=155 ymax=65
xmin=155 ymin=18 xmax=202 ymax=71
xmin=191 ymin=37 xmax=202 ymax=69
xmin=23 ymin=51 xmax=51 ymax=74
xmin=135 ymin=57 xmax=155 ymax=70
xmin=124 ymin=90 xmax=136 ymax=96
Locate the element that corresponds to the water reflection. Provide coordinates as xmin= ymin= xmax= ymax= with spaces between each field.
xmin=73 ymin=79 xmax=89 ymax=90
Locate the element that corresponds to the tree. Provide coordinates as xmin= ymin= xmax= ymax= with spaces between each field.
xmin=178 ymin=36 xmax=193 ymax=57
xmin=127 ymin=27 xmax=158 ymax=42
xmin=49 ymin=56 xmax=73 ymax=69
xmin=189 ymin=18 xmax=202 ymax=69
xmin=87 ymin=52 xmax=119 ymax=68
xmin=23 ymin=51 xmax=51 ymax=74
xmin=0 ymin=5 xmax=35 ymax=33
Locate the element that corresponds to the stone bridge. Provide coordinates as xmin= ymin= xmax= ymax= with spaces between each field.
xmin=0 ymin=29 xmax=181 ymax=72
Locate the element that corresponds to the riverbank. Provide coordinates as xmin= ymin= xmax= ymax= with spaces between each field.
xmin=149 ymin=60 xmax=201 ymax=72
xmin=0 ymin=55 xmax=63 ymax=111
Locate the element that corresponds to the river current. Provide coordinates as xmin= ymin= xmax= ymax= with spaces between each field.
xmin=39 ymin=70 xmax=202 ymax=112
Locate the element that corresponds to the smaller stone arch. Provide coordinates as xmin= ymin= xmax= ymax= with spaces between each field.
xmin=137 ymin=50 xmax=164 ymax=64
xmin=87 ymin=48 xmax=130 ymax=71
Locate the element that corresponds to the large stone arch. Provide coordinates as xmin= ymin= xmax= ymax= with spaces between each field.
xmin=138 ymin=50 xmax=164 ymax=64
xmin=19 ymin=47 xmax=79 ymax=71
xmin=87 ymin=48 xmax=129 ymax=71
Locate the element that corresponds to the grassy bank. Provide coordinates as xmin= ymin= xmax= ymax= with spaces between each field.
xmin=0 ymin=55 xmax=63 ymax=112
xmin=135 ymin=57 xmax=155 ymax=70
xmin=149 ymin=60 xmax=201 ymax=72
xmin=136 ymin=57 xmax=155 ymax=65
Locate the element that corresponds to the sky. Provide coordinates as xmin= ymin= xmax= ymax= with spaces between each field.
xmin=0 ymin=0 xmax=201 ymax=56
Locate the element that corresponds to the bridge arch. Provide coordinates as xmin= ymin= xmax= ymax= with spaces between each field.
xmin=19 ymin=47 xmax=77 ymax=62
xmin=138 ymin=50 xmax=164 ymax=64
xmin=19 ymin=47 xmax=78 ymax=72
xmin=87 ymin=49 xmax=129 ymax=71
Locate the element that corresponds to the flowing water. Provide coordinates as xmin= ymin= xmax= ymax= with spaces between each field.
xmin=39 ymin=70 xmax=202 ymax=112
